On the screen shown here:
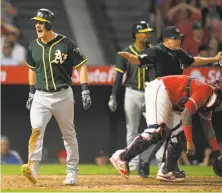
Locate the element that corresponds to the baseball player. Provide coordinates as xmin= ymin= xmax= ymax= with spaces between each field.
xmin=21 ymin=9 xmax=91 ymax=185
xmin=110 ymin=75 xmax=222 ymax=181
xmin=118 ymin=26 xmax=222 ymax=181
xmin=108 ymin=21 xmax=153 ymax=170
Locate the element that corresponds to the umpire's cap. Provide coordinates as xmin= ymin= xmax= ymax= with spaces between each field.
xmin=31 ymin=8 xmax=55 ymax=25
xmin=132 ymin=21 xmax=153 ymax=39
xmin=162 ymin=26 xmax=184 ymax=39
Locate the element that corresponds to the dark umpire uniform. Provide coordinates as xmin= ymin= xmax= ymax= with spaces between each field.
xmin=138 ymin=26 xmax=195 ymax=179
xmin=108 ymin=21 xmax=153 ymax=170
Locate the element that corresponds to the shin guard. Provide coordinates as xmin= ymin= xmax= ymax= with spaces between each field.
xmin=122 ymin=135 xmax=152 ymax=162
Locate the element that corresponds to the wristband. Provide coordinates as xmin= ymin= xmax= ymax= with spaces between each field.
xmin=208 ymin=138 xmax=220 ymax=151
xmin=183 ymin=125 xmax=192 ymax=143
xmin=29 ymin=85 xmax=35 ymax=94
xmin=81 ymin=83 xmax=89 ymax=91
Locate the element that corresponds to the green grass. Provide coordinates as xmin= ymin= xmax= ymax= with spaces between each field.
xmin=1 ymin=164 xmax=215 ymax=176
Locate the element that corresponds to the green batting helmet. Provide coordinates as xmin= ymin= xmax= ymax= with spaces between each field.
xmin=31 ymin=8 xmax=55 ymax=31
xmin=132 ymin=21 xmax=153 ymax=39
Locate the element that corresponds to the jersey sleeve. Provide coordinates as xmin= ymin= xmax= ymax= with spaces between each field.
xmin=115 ymin=53 xmax=127 ymax=73
xmin=184 ymin=81 xmax=213 ymax=115
xmin=68 ymin=40 xmax=87 ymax=68
xmin=26 ymin=42 xmax=36 ymax=69
xmin=139 ymin=47 xmax=156 ymax=67
xmin=178 ymin=49 xmax=194 ymax=69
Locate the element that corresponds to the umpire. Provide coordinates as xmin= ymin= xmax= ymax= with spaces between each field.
xmin=108 ymin=21 xmax=153 ymax=171
xmin=118 ymin=26 xmax=222 ymax=181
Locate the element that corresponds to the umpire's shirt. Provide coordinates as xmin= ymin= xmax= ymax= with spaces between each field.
xmin=138 ymin=27 xmax=195 ymax=79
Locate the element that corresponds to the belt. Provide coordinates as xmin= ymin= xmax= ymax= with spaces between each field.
xmin=37 ymin=86 xmax=69 ymax=93
xmin=127 ymin=86 xmax=144 ymax=93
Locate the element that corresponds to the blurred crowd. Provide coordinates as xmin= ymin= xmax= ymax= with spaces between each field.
xmin=1 ymin=0 xmax=26 ymax=66
xmin=152 ymin=0 xmax=222 ymax=56
xmin=1 ymin=0 xmax=222 ymax=66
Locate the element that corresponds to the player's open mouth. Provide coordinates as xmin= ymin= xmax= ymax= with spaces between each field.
xmin=37 ymin=29 xmax=43 ymax=33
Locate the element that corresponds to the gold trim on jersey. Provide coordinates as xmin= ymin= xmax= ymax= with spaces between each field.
xmin=26 ymin=62 xmax=35 ymax=69
xmin=49 ymin=36 xmax=65 ymax=90
xmin=36 ymin=39 xmax=49 ymax=90
xmin=114 ymin=67 xmax=124 ymax=73
xmin=75 ymin=58 xmax=88 ymax=69
xmin=129 ymin=45 xmax=141 ymax=90
xmin=143 ymin=68 xmax=146 ymax=89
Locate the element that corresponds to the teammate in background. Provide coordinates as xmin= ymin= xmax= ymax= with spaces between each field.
xmin=118 ymin=26 xmax=222 ymax=181
xmin=21 ymin=9 xmax=91 ymax=185
xmin=110 ymin=75 xmax=222 ymax=181
xmin=108 ymin=21 xmax=153 ymax=171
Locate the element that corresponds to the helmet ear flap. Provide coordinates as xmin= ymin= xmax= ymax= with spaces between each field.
xmin=45 ymin=22 xmax=52 ymax=31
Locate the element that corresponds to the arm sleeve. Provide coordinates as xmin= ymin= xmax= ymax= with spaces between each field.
xmin=111 ymin=72 xmax=123 ymax=96
xmin=68 ymin=40 xmax=87 ymax=68
xmin=114 ymin=54 xmax=127 ymax=73
xmin=112 ymin=53 xmax=126 ymax=96
xmin=26 ymin=43 xmax=36 ymax=69
xmin=184 ymin=85 xmax=212 ymax=115
xmin=138 ymin=47 xmax=156 ymax=67
xmin=178 ymin=49 xmax=195 ymax=69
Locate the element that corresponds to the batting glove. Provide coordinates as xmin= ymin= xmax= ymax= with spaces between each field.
xmin=82 ymin=90 xmax=91 ymax=110
xmin=108 ymin=95 xmax=117 ymax=112
xmin=26 ymin=93 xmax=34 ymax=111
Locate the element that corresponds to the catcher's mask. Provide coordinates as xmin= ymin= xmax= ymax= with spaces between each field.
xmin=200 ymin=79 xmax=222 ymax=112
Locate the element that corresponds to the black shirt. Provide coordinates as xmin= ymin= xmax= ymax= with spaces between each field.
xmin=139 ymin=43 xmax=195 ymax=80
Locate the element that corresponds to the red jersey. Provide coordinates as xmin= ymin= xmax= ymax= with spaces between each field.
xmin=161 ymin=75 xmax=214 ymax=115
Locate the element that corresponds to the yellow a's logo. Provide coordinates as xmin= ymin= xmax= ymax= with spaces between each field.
xmin=51 ymin=50 xmax=68 ymax=64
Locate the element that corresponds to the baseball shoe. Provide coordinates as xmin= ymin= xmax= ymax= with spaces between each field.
xmin=138 ymin=161 xmax=150 ymax=178
xmin=110 ymin=150 xmax=129 ymax=178
xmin=173 ymin=168 xmax=186 ymax=181
xmin=63 ymin=171 xmax=78 ymax=185
xmin=156 ymin=164 xmax=176 ymax=182
xmin=21 ymin=164 xmax=38 ymax=184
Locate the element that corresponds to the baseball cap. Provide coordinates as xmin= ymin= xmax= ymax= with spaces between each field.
xmin=163 ymin=26 xmax=184 ymax=39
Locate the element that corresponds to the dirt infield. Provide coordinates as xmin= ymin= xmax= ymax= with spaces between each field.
xmin=2 ymin=175 xmax=222 ymax=192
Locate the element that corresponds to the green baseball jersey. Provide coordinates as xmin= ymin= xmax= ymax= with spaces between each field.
xmin=26 ymin=34 xmax=87 ymax=91
xmin=115 ymin=44 xmax=149 ymax=91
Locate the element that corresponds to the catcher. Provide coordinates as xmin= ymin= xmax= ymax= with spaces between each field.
xmin=110 ymin=75 xmax=222 ymax=181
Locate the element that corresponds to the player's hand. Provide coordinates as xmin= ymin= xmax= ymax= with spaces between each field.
xmin=118 ymin=52 xmax=140 ymax=64
xmin=82 ymin=90 xmax=91 ymax=110
xmin=108 ymin=95 xmax=117 ymax=112
xmin=214 ymin=52 xmax=222 ymax=61
xmin=26 ymin=93 xmax=34 ymax=111
xmin=186 ymin=142 xmax=196 ymax=156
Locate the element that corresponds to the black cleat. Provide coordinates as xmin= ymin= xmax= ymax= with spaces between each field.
xmin=173 ymin=168 xmax=186 ymax=181
xmin=138 ymin=161 xmax=150 ymax=178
